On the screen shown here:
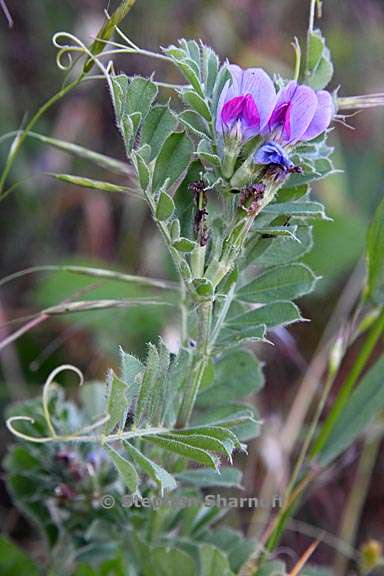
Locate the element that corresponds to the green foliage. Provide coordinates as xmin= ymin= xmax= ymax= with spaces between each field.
xmin=198 ymin=349 xmax=264 ymax=406
xmin=247 ymin=226 xmax=314 ymax=267
xmin=237 ymin=263 xmax=318 ymax=303
xmin=0 ymin=537 xmax=39 ymax=576
xmin=152 ymin=131 xmax=193 ymax=192
xmin=366 ymin=197 xmax=384 ymax=304
xmin=156 ymin=190 xmax=175 ymax=221
xmin=176 ymin=467 xmax=242 ymax=489
xmin=141 ymin=105 xmax=178 ymax=160
xmin=305 ymin=28 xmax=334 ymax=90
xmin=199 ymin=544 xmax=234 ymax=576
xmin=227 ymin=301 xmax=304 ymax=329
xmin=84 ymin=0 xmax=137 ymax=72
xmin=3 ymin=12 xmax=365 ymax=576
xmin=123 ymin=441 xmax=177 ymax=493
xmin=263 ymin=200 xmax=330 ymax=221
xmin=317 ymin=356 xmax=384 ymax=466
xmin=111 ymin=75 xmax=158 ymax=154
xmin=105 ymin=444 xmax=139 ymax=493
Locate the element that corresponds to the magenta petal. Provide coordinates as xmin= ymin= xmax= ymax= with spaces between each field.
xmin=301 ymin=90 xmax=334 ymax=141
xmin=268 ymin=81 xmax=297 ymax=132
xmin=240 ymin=68 xmax=276 ymax=130
xmin=221 ymin=95 xmax=246 ymax=124
xmin=216 ymin=64 xmax=243 ymax=132
xmin=282 ymin=84 xmax=318 ymax=143
xmin=243 ymin=94 xmax=260 ymax=127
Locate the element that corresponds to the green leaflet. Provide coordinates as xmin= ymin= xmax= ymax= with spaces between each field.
xmin=193 ymin=404 xmax=261 ymax=442
xmin=317 ymin=356 xmax=384 ymax=467
xmin=176 ymin=467 xmax=243 ymax=489
xmin=253 ymin=225 xmax=299 ymax=240
xmin=227 ymin=301 xmax=304 ymax=330
xmin=173 ymin=237 xmax=197 ymax=252
xmin=181 ymin=90 xmax=212 ymax=121
xmin=263 ymin=201 xmax=330 ymax=221
xmin=199 ymin=544 xmax=234 ymax=576
xmin=179 ymin=109 xmax=211 ymax=139
xmin=141 ymin=105 xmax=178 ymax=160
xmin=111 ymin=75 xmax=158 ymax=154
xmin=162 ymin=432 xmax=236 ymax=460
xmin=147 ymin=338 xmax=171 ymax=425
xmin=164 ymin=41 xmax=204 ymax=97
xmin=197 ymin=139 xmax=221 ymax=167
xmin=104 ymin=370 xmax=129 ymax=434
xmin=123 ymin=442 xmax=177 ymax=494
xmin=152 ymin=131 xmax=193 ymax=192
xmin=217 ymin=324 xmax=267 ymax=350
xmin=305 ymin=29 xmax=334 ymax=90
xmin=198 ymin=349 xmax=264 ymax=406
xmin=366 ymin=197 xmax=384 ymax=304
xmin=156 ymin=190 xmax=175 ymax=221
xmin=147 ymin=545 xmax=197 ymax=576
xmin=247 ymin=226 xmax=313 ymax=267
xmin=202 ymin=45 xmax=220 ymax=97
xmin=237 ymin=263 xmax=318 ymax=303
xmin=277 ymin=184 xmax=310 ymax=203
xmin=131 ymin=149 xmax=150 ymax=190
xmin=105 ymin=444 xmax=138 ymax=493
xmin=119 ymin=347 xmax=144 ymax=407
xmin=135 ymin=343 xmax=160 ymax=426
xmin=202 ymin=528 xmax=255 ymax=573
xmin=144 ymin=435 xmax=220 ymax=470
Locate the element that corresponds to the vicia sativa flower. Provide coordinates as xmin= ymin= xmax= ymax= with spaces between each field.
xmin=216 ymin=65 xmax=276 ymax=140
xmin=216 ymin=65 xmax=334 ymax=175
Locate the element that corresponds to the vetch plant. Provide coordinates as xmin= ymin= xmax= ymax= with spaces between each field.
xmin=2 ymin=0 xmax=384 ymax=574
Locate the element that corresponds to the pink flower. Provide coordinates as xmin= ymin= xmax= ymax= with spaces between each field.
xmin=216 ymin=64 xmax=276 ymax=139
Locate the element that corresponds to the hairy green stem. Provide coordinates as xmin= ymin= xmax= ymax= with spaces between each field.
xmin=176 ymin=299 xmax=213 ymax=427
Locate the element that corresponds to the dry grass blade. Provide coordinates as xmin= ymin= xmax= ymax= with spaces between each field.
xmin=288 ymin=539 xmax=320 ymax=576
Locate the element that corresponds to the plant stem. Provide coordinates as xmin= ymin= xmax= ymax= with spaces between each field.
xmin=262 ymin=308 xmax=384 ymax=556
xmin=286 ymin=368 xmax=334 ymax=495
xmin=305 ymin=0 xmax=320 ymax=80
xmin=0 ymin=76 xmax=82 ymax=198
xmin=310 ymin=309 xmax=384 ymax=459
xmin=176 ymin=299 xmax=213 ymax=427
xmin=334 ymin=432 xmax=382 ymax=576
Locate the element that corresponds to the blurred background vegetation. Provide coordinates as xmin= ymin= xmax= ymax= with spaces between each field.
xmin=0 ymin=0 xmax=383 ymax=570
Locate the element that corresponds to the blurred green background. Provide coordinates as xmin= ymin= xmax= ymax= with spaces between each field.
xmin=0 ymin=0 xmax=383 ymax=568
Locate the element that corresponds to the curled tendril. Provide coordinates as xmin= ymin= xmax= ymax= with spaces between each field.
xmin=43 ymin=364 xmax=84 ymax=437
xmin=52 ymin=32 xmax=86 ymax=72
xmin=52 ymin=32 xmax=114 ymax=97
xmin=6 ymin=416 xmax=53 ymax=443
xmin=6 ymin=364 xmax=111 ymax=444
